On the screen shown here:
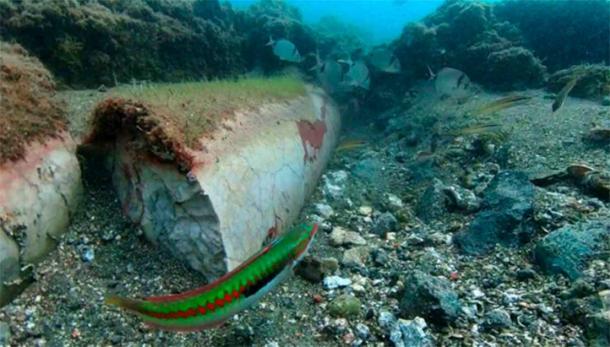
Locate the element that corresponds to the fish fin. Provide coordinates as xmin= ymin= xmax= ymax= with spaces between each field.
xmin=265 ymin=35 xmax=274 ymax=46
xmin=427 ymin=65 xmax=435 ymax=80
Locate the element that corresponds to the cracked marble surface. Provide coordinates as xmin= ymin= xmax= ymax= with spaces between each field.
xmin=0 ymin=134 xmax=82 ymax=305
xmin=110 ymin=87 xmax=340 ymax=278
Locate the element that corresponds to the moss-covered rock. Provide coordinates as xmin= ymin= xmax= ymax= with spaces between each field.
xmin=486 ymin=46 xmax=546 ymax=90
xmin=547 ymin=64 xmax=610 ymax=100
xmin=328 ymin=294 xmax=362 ymax=318
xmin=239 ymin=0 xmax=316 ymax=73
xmin=495 ymin=0 xmax=610 ymax=72
xmin=0 ymin=42 xmax=66 ymax=164
xmin=0 ymin=0 xmax=245 ymax=88
xmin=393 ymin=0 xmax=546 ymax=91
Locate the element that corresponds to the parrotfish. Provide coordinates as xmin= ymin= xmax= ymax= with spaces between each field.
xmin=106 ymin=223 xmax=318 ymax=331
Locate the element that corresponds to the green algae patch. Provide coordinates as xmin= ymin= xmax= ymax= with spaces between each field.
xmin=86 ymin=76 xmax=306 ymax=171
xmin=0 ymin=42 xmax=67 ymax=165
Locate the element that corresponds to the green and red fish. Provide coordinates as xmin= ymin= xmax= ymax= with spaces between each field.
xmin=106 ymin=223 xmax=318 ymax=331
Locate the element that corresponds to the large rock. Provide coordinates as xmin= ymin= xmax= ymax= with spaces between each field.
xmin=399 ymin=270 xmax=461 ymax=326
xmin=87 ymin=85 xmax=340 ymax=280
xmin=416 ymin=179 xmax=450 ymax=223
xmin=534 ymin=220 xmax=610 ymax=280
xmin=454 ymin=171 xmax=535 ymax=255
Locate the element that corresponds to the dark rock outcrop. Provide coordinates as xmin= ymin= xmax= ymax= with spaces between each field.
xmin=399 ymin=270 xmax=461 ymax=326
xmin=534 ymin=220 xmax=610 ymax=280
xmin=454 ymin=171 xmax=535 ymax=255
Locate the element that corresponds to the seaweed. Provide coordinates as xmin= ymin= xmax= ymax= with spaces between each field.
xmin=547 ymin=64 xmax=610 ymax=101
xmin=0 ymin=42 xmax=67 ymax=165
xmin=85 ymin=76 xmax=307 ymax=170
xmin=0 ymin=0 xmax=246 ymax=88
xmin=393 ymin=0 xmax=547 ymax=91
xmin=495 ymin=0 xmax=610 ymax=71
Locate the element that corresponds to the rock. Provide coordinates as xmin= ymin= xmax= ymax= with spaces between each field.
xmin=399 ymin=270 xmax=461 ymax=326
xmin=585 ymin=310 xmax=610 ymax=346
xmin=515 ymin=268 xmax=538 ymax=281
xmin=329 ymin=227 xmax=366 ymax=247
xmin=320 ymin=257 xmax=339 ymax=274
xmin=486 ymin=46 xmax=546 ymax=90
xmin=602 ymin=96 xmax=610 ymax=107
xmin=371 ymin=212 xmax=399 ymax=236
xmin=416 ymin=179 xmax=450 ymax=223
xmin=323 ymin=171 xmax=348 ymax=200
xmin=342 ymin=247 xmax=370 ymax=267
xmin=0 ymin=321 xmax=10 ymax=346
xmin=483 ymin=308 xmax=512 ymax=331
xmin=328 ymin=294 xmax=361 ymax=318
xmin=385 ymin=194 xmax=404 ymax=210
xmin=390 ymin=317 xmax=434 ymax=347
xmin=323 ymin=276 xmax=352 ymax=290
xmin=372 ymin=248 xmax=389 ymax=266
xmin=378 ymin=310 xmax=397 ymax=332
xmin=314 ymin=203 xmax=334 ymax=218
xmin=443 ymin=185 xmax=481 ymax=213
xmin=295 ymin=256 xmax=324 ymax=283
xmin=547 ymin=64 xmax=610 ymax=100
xmin=358 ymin=206 xmax=373 ymax=216
xmin=355 ymin=323 xmax=370 ymax=340
xmin=534 ymin=220 xmax=610 ymax=280
xmin=80 ymin=246 xmax=95 ymax=263
xmin=454 ymin=171 xmax=535 ymax=255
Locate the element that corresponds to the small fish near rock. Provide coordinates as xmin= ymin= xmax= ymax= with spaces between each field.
xmin=431 ymin=67 xmax=473 ymax=100
xmin=266 ymin=37 xmax=303 ymax=63
xmin=368 ymin=46 xmax=401 ymax=74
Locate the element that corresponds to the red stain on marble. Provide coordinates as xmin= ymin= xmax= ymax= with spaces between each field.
xmin=297 ymin=119 xmax=326 ymax=163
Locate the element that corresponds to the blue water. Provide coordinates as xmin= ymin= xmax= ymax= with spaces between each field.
xmin=229 ymin=0 xmax=445 ymax=44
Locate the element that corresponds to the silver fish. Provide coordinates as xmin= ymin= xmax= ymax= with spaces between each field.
xmin=319 ymin=59 xmax=344 ymax=94
xmin=344 ymin=60 xmax=370 ymax=90
xmin=266 ymin=37 xmax=302 ymax=63
xmin=432 ymin=67 xmax=471 ymax=98
xmin=368 ymin=47 xmax=401 ymax=74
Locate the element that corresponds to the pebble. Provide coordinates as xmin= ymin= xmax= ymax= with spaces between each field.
xmin=358 ymin=206 xmax=373 ymax=216
xmin=295 ymin=256 xmax=324 ymax=283
xmin=390 ymin=317 xmax=433 ymax=347
xmin=323 ymin=276 xmax=352 ymax=290
xmin=320 ymin=257 xmax=339 ymax=274
xmin=378 ymin=311 xmax=397 ymax=331
xmin=385 ymin=193 xmax=404 ymax=209
xmin=342 ymin=247 xmax=370 ymax=267
xmin=371 ymin=212 xmax=398 ymax=236
xmin=328 ymin=294 xmax=361 ymax=318
xmin=330 ymin=227 xmax=366 ymax=247
xmin=350 ymin=325 xmax=367 ymax=340
xmin=483 ymin=308 xmax=513 ymax=330
xmin=80 ymin=246 xmax=95 ymax=262
xmin=314 ymin=203 xmax=334 ymax=218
